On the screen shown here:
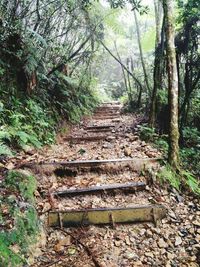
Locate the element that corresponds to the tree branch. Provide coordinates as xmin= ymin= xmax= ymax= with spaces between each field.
xmin=100 ymin=40 xmax=143 ymax=90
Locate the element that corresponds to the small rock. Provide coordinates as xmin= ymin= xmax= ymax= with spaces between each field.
xmin=190 ymin=256 xmax=197 ymax=262
xmin=145 ymin=252 xmax=154 ymax=258
xmin=129 ymin=135 xmax=138 ymax=142
xmin=141 ymin=141 xmax=146 ymax=147
xmin=106 ymin=136 xmax=116 ymax=142
xmin=158 ymin=238 xmax=168 ymax=248
xmin=188 ymin=263 xmax=199 ymax=267
xmin=146 ymin=230 xmax=153 ymax=237
xmin=42 ymin=202 xmax=51 ymax=212
xmin=125 ymin=252 xmax=138 ymax=260
xmin=114 ymin=240 xmax=121 ymax=247
xmin=167 ymin=252 xmax=175 ymax=260
xmin=166 ymin=261 xmax=171 ymax=267
xmin=134 ymin=261 xmax=143 ymax=266
xmin=102 ymin=143 xmax=113 ymax=149
xmin=124 ymin=147 xmax=131 ymax=157
xmin=168 ymin=210 xmax=177 ymax=220
xmin=193 ymin=220 xmax=200 ymax=227
xmin=125 ymin=236 xmax=131 ymax=245
xmin=175 ymin=236 xmax=182 ymax=246
xmin=140 ymin=229 xmax=146 ymax=236
xmin=5 ymin=162 xmax=15 ymax=170
xmin=179 ymin=228 xmax=188 ymax=237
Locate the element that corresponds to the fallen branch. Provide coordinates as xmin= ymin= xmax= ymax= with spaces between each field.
xmin=100 ymin=40 xmax=143 ymax=91
xmin=59 ymin=228 xmax=103 ymax=267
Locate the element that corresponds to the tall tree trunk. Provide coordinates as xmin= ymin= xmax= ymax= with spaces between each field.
xmin=149 ymin=14 xmax=165 ymax=127
xmin=154 ymin=0 xmax=162 ymax=44
xmin=133 ymin=9 xmax=151 ymax=96
xmin=163 ymin=0 xmax=180 ymax=170
xmin=126 ymin=58 xmax=133 ymax=103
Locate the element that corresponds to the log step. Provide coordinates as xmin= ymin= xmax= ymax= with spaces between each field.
xmin=85 ymin=125 xmax=115 ymax=130
xmin=48 ymin=205 xmax=167 ymax=227
xmin=65 ymin=135 xmax=107 ymax=142
xmin=86 ymin=128 xmax=112 ymax=133
xmin=54 ymin=182 xmax=146 ymax=197
xmin=93 ymin=116 xmax=119 ymax=120
xmin=23 ymin=157 xmax=162 ymax=168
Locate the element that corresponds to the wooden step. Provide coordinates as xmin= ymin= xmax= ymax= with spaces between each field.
xmin=85 ymin=125 xmax=115 ymax=130
xmin=23 ymin=157 xmax=162 ymax=168
xmin=54 ymin=182 xmax=146 ymax=197
xmin=86 ymin=128 xmax=112 ymax=133
xmin=93 ymin=116 xmax=120 ymax=120
xmin=65 ymin=135 xmax=107 ymax=143
xmin=48 ymin=205 xmax=167 ymax=227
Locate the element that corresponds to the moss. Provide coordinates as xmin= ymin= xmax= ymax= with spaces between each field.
xmin=0 ymin=171 xmax=39 ymax=266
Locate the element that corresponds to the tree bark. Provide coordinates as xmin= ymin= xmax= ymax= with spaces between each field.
xmin=149 ymin=14 xmax=165 ymax=127
xmin=163 ymin=0 xmax=180 ymax=170
xmin=133 ymin=9 xmax=151 ymax=96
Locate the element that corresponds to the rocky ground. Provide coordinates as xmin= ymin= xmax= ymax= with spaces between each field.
xmin=13 ymin=106 xmax=200 ymax=267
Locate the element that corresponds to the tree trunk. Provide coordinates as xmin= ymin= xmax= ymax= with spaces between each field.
xmin=114 ymin=43 xmax=132 ymax=103
xmin=163 ymin=0 xmax=180 ymax=170
xmin=126 ymin=58 xmax=133 ymax=103
xmin=133 ymin=9 xmax=151 ymax=96
xmin=154 ymin=0 xmax=162 ymax=44
xmin=149 ymin=15 xmax=165 ymax=127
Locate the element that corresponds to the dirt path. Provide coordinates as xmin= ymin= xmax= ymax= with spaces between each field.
xmin=22 ymin=104 xmax=199 ymax=267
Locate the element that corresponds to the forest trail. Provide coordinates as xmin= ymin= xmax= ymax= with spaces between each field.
xmin=20 ymin=104 xmax=199 ymax=267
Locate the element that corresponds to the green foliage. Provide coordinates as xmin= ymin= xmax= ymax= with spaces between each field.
xmin=0 ymin=171 xmax=39 ymax=266
xmin=180 ymin=127 xmax=200 ymax=177
xmin=158 ymin=165 xmax=181 ymax=191
xmin=0 ymin=143 xmax=13 ymax=156
xmin=182 ymin=170 xmax=200 ymax=196
xmin=5 ymin=171 xmax=37 ymax=202
xmin=188 ymin=97 xmax=200 ymax=130
xmin=180 ymin=147 xmax=200 ymax=177
xmin=158 ymin=164 xmax=200 ymax=196
xmin=141 ymin=27 xmax=156 ymax=52
xmin=139 ymin=125 xmax=157 ymax=142
xmin=51 ymin=72 xmax=98 ymax=122
xmin=139 ymin=123 xmax=200 ymax=192
xmin=154 ymin=138 xmax=169 ymax=154
xmin=0 ymin=0 xmax=100 ymax=155
xmin=182 ymin=127 xmax=200 ymax=147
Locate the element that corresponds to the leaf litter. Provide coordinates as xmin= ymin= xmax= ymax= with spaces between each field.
xmin=11 ymin=113 xmax=200 ymax=267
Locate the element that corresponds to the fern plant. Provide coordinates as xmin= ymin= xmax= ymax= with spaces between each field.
xmin=0 ymin=143 xmax=13 ymax=156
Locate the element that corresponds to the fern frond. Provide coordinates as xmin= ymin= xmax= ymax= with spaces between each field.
xmin=0 ymin=143 xmax=13 ymax=156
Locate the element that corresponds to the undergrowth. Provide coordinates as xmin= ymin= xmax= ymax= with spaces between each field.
xmin=0 ymin=171 xmax=39 ymax=266
xmin=158 ymin=164 xmax=200 ymax=196
xmin=0 ymin=73 xmax=98 ymax=156
xmin=139 ymin=125 xmax=200 ymax=196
